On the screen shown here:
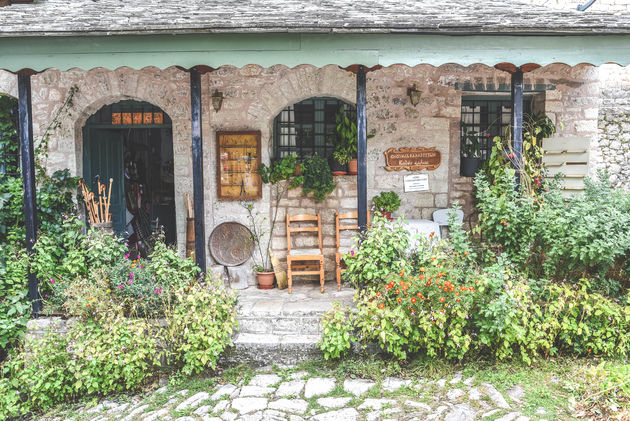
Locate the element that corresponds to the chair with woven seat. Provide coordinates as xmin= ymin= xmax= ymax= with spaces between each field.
xmin=286 ymin=212 xmax=325 ymax=294
xmin=335 ymin=211 xmax=369 ymax=290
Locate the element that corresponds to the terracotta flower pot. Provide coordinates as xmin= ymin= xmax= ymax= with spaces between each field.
xmin=256 ymin=271 xmax=275 ymax=289
xmin=381 ymin=211 xmax=393 ymax=221
xmin=348 ymin=158 xmax=358 ymax=175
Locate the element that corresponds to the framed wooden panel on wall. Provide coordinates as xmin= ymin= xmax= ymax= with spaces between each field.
xmin=216 ymin=131 xmax=262 ymax=200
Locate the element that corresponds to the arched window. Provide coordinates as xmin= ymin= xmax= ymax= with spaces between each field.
xmin=273 ymin=97 xmax=355 ymax=160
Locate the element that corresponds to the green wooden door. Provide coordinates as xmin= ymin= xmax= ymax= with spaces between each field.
xmin=82 ymin=128 xmax=125 ymax=234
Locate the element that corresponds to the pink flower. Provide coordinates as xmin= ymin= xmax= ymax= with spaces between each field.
xmin=49 ymin=278 xmax=55 ymax=284
xmin=128 ymin=280 xmax=132 ymax=285
xmin=350 ymin=250 xmax=355 ymax=256
xmin=125 ymin=253 xmax=130 ymax=259
xmin=130 ymin=273 xmax=135 ymax=278
xmin=118 ymin=285 xmax=124 ymax=289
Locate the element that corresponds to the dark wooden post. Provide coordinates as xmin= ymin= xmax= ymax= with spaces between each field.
xmin=190 ymin=67 xmax=206 ymax=273
xmin=511 ymin=67 xmax=524 ymax=185
xmin=17 ymin=70 xmax=41 ymax=315
xmin=356 ymin=65 xmax=368 ymax=233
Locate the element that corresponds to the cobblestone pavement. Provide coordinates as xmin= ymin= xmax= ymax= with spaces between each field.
xmin=44 ymin=366 xmax=555 ymax=421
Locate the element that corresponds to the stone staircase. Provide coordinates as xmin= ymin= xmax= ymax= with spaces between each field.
xmin=222 ymin=284 xmax=355 ymax=366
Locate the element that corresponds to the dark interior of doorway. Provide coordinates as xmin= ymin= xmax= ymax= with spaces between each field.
xmin=123 ymin=127 xmax=176 ymax=246
xmin=83 ymin=101 xmax=176 ymax=254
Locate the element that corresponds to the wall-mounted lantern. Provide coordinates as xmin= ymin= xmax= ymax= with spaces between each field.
xmin=407 ymin=84 xmax=421 ymax=107
xmin=211 ymin=90 xmax=224 ymax=112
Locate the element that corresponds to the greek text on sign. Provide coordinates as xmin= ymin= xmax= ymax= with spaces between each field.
xmin=404 ymin=174 xmax=429 ymax=192
xmin=384 ymin=147 xmax=441 ymax=171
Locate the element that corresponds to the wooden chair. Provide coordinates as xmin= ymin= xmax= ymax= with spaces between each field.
xmin=335 ymin=211 xmax=369 ymax=290
xmin=286 ymin=213 xmax=325 ymax=294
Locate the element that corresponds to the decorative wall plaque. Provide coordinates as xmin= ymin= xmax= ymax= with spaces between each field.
xmin=384 ymin=147 xmax=441 ymax=171
xmin=216 ymin=131 xmax=262 ymax=200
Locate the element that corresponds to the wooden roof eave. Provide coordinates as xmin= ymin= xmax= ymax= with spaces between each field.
xmin=0 ymin=32 xmax=629 ymax=73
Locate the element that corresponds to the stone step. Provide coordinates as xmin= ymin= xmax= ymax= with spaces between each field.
xmin=237 ymin=315 xmax=322 ymax=336
xmin=221 ymin=332 xmax=322 ymax=366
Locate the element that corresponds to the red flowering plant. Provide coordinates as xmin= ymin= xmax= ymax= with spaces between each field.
xmin=364 ymin=235 xmax=482 ymax=360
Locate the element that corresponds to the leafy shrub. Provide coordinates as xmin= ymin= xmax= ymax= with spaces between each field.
xmin=320 ymin=302 xmax=354 ymax=360
xmin=69 ymin=317 xmax=163 ymax=394
xmin=301 ymin=154 xmax=336 ymax=202
xmin=322 ymin=207 xmax=630 ymax=363
xmin=475 ymin=169 xmax=630 ymax=295
xmin=0 ymin=246 xmax=30 ymax=354
xmin=344 ymin=214 xmax=411 ymax=290
xmin=169 ymin=278 xmax=238 ymax=375
xmin=1 ymin=333 xmax=75 ymax=415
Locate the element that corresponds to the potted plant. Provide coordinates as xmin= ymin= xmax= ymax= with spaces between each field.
xmin=333 ymin=105 xmax=358 ymax=175
xmin=372 ymin=191 xmax=401 ymax=221
xmin=460 ymin=127 xmax=482 ymax=177
xmin=301 ymin=154 xmax=336 ymax=202
xmin=250 ymin=154 xmax=302 ymax=289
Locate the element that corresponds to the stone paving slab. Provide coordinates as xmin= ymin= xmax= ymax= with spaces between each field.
xmin=41 ymin=365 xmax=556 ymax=421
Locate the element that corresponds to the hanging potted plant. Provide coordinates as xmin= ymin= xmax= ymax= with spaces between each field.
xmin=372 ymin=191 xmax=401 ymax=221
xmin=460 ymin=127 xmax=482 ymax=177
xmin=301 ymin=154 xmax=336 ymax=202
xmin=333 ymin=105 xmax=358 ymax=175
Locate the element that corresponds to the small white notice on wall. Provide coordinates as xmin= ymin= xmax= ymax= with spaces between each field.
xmin=404 ymin=174 xmax=429 ymax=192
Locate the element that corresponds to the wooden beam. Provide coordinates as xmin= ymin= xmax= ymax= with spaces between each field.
xmin=511 ymin=67 xmax=524 ymax=186
xmin=17 ymin=70 xmax=41 ymax=315
xmin=356 ymin=65 xmax=368 ymax=233
xmin=190 ymin=67 xmax=206 ymax=273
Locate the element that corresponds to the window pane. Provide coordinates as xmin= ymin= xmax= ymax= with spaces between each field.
xmin=273 ymin=97 xmax=355 ymax=161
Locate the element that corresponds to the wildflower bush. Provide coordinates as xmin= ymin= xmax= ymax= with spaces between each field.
xmin=321 ymin=207 xmax=630 ymax=363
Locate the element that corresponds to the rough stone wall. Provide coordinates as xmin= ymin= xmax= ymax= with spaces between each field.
xmin=0 ymin=62 xmax=605 ymax=282
xmin=0 ymin=67 xmax=193 ymax=254
xmin=527 ymin=0 xmax=630 ymax=12
xmin=597 ymin=64 xmax=630 ymax=189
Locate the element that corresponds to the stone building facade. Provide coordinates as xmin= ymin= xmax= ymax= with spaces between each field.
xmin=0 ymin=61 xmax=628 ymax=283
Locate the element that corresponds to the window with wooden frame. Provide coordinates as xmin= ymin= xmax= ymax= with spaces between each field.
xmin=273 ymin=97 xmax=355 ymax=161
xmin=460 ymin=96 xmax=533 ymax=161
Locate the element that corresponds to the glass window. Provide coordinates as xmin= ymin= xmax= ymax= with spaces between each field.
xmin=273 ymin=97 xmax=355 ymax=160
xmin=461 ymin=97 xmax=532 ymax=161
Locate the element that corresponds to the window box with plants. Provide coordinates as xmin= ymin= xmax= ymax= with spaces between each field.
xmin=371 ymin=191 xmax=401 ymax=221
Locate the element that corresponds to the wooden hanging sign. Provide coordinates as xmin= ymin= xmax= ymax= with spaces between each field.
xmin=384 ymin=147 xmax=441 ymax=171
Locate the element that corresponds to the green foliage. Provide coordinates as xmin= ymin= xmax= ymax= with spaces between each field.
xmin=332 ymin=105 xmax=358 ymax=165
xmin=343 ymin=214 xmax=411 ymax=290
xmin=586 ymin=362 xmax=630 ymax=413
xmin=301 ymin=154 xmax=336 ymax=202
xmin=1 ymin=333 xmax=75 ymax=415
xmin=319 ymin=302 xmax=354 ymax=360
xmin=0 ymin=275 xmax=238 ymax=417
xmin=475 ymin=170 xmax=630 ymax=294
xmin=324 ymin=206 xmax=630 ymax=364
xmin=371 ymin=191 xmax=401 ymax=213
xmin=169 ymin=279 xmax=238 ymax=375
xmin=258 ymin=153 xmax=298 ymax=184
xmin=0 ymin=95 xmax=19 ymax=177
xmin=0 ymin=247 xmax=30 ymax=352
xmin=31 ymin=217 xmax=127 ymax=311
xmin=69 ymin=317 xmax=162 ymax=394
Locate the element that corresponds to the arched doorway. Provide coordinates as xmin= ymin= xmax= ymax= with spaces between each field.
xmin=82 ymin=100 xmax=176 ymax=250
